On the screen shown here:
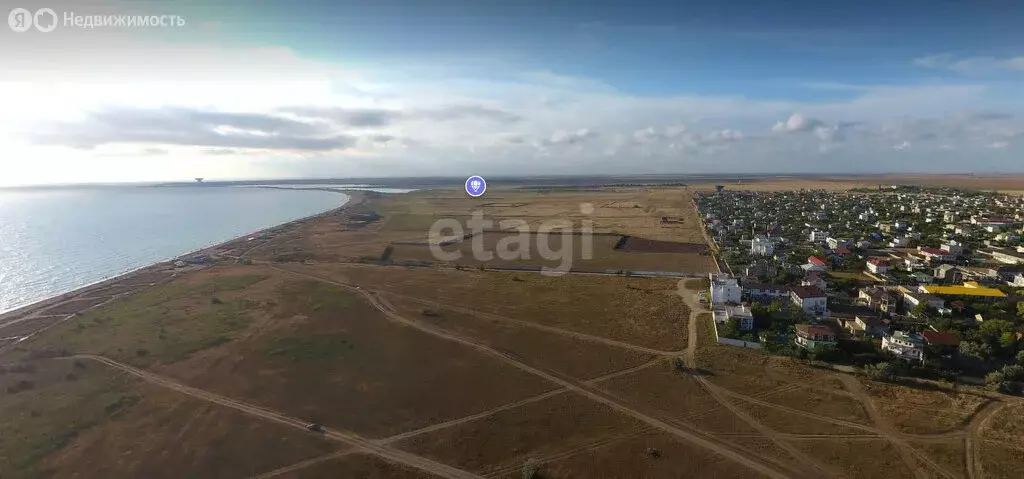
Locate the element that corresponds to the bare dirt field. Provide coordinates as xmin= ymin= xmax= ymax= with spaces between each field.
xmin=389 ymin=232 xmax=715 ymax=272
xmin=509 ymin=431 xmax=773 ymax=479
xmin=395 ymin=393 xmax=644 ymax=475
xmin=860 ymin=381 xmax=991 ymax=435
xmin=0 ymin=360 xmax=335 ymax=479
xmin=280 ymin=453 xmax=438 ymax=479
xmin=789 ymin=438 xmax=916 ymax=478
xmin=288 ymin=263 xmax=688 ymax=351
xmin=385 ymin=296 xmax=658 ymax=380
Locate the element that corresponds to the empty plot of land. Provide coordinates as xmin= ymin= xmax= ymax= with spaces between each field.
xmin=758 ymin=386 xmax=872 ymax=425
xmin=41 ymin=381 xmax=337 ymax=479
xmin=615 ymin=236 xmax=709 ymax=254
xmin=909 ymin=440 xmax=965 ymax=479
xmin=978 ymin=445 xmax=1024 ymax=479
xmin=0 ymin=360 xmax=335 ymax=479
xmin=275 ymin=453 xmax=440 ymax=479
xmin=292 ymin=264 xmax=688 ymax=351
xmin=507 ymin=431 xmax=772 ymax=479
xmin=19 ymin=268 xmax=277 ymax=367
xmin=394 ymin=393 xmax=644 ymax=475
xmin=387 ymin=297 xmax=657 ymax=380
xmin=860 ymin=381 xmax=989 ymax=435
xmin=389 ymin=232 xmax=714 ymax=272
xmin=789 ymin=438 xmax=915 ymax=478
xmin=158 ymin=278 xmax=555 ymax=438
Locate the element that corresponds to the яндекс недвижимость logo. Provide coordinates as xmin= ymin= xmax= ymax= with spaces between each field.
xmin=8 ymin=7 xmax=186 ymax=32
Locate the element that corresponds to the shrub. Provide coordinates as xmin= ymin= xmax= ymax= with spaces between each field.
xmin=671 ymin=357 xmax=686 ymax=372
xmin=522 ymin=458 xmax=542 ymax=479
xmin=135 ymin=348 xmax=149 ymax=357
xmin=421 ymin=308 xmax=440 ymax=317
xmin=211 ymin=296 xmax=224 ymax=305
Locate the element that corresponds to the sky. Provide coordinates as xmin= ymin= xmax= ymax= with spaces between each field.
xmin=1 ymin=0 xmax=1023 ymax=186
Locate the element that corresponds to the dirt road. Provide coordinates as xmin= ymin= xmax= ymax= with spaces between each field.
xmin=71 ymin=354 xmax=484 ymax=479
xmin=274 ymin=266 xmax=794 ymax=479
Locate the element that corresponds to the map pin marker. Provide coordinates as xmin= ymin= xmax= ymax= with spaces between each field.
xmin=465 ymin=175 xmax=487 ymax=198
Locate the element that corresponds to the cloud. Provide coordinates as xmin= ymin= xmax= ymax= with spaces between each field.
xmin=986 ymin=141 xmax=1009 ymax=150
xmin=913 ymin=53 xmax=1024 ymax=74
xmin=31 ymin=107 xmax=357 ymax=151
xmin=141 ymin=147 xmax=168 ymax=156
xmin=280 ymin=104 xmax=520 ymax=128
xmin=893 ymin=141 xmax=912 ymax=151
xmin=772 ymin=113 xmax=824 ymax=133
xmin=542 ymin=128 xmax=598 ymax=146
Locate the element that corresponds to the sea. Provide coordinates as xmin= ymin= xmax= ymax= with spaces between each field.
xmin=0 ymin=185 xmax=387 ymax=314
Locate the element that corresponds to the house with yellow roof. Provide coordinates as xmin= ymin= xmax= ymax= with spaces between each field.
xmin=922 ymin=282 xmax=1007 ymax=299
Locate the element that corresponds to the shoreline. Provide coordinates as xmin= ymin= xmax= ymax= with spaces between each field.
xmin=0 ymin=189 xmax=366 ymax=325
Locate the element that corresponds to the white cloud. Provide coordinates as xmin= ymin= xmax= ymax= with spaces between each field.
xmin=986 ymin=141 xmax=1009 ymax=150
xmin=913 ymin=53 xmax=1024 ymax=74
xmin=893 ymin=141 xmax=912 ymax=151
xmin=772 ymin=113 xmax=824 ymax=133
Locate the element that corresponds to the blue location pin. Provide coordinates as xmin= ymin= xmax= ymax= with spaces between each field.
xmin=465 ymin=175 xmax=487 ymax=197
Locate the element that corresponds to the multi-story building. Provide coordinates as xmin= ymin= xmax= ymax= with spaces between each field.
xmin=709 ymin=273 xmax=742 ymax=305
xmin=750 ymin=235 xmax=775 ymax=256
xmin=790 ymin=286 xmax=828 ymax=316
xmin=866 ymin=258 xmax=890 ymax=274
xmin=795 ymin=324 xmax=837 ymax=351
xmin=882 ymin=331 xmax=925 ymax=362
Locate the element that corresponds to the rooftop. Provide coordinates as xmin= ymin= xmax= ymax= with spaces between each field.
xmin=923 ymin=283 xmax=1007 ymax=298
xmin=921 ymin=331 xmax=961 ymax=346
xmin=791 ymin=285 xmax=827 ymax=299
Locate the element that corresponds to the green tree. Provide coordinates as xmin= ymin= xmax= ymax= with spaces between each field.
xmin=1017 ymin=301 xmax=1024 ymax=319
xmin=1016 ymin=349 xmax=1024 ymax=365
xmin=979 ymin=319 xmax=1015 ymax=344
xmin=959 ymin=341 xmax=991 ymax=362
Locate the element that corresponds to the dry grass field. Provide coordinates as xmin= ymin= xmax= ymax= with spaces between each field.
xmin=3 ymin=182 xmax=1021 ymax=477
xmin=860 ymin=381 xmax=990 ymax=435
xmin=290 ymin=263 xmax=688 ymax=351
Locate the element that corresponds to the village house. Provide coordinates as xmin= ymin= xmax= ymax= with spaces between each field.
xmin=921 ymin=331 xmax=961 ymax=353
xmin=933 ymin=264 xmax=964 ymax=283
xmin=866 ymin=257 xmax=890 ymax=274
xmin=990 ymin=248 xmax=1024 ymax=265
xmin=918 ymin=248 xmax=955 ymax=264
xmin=795 ymin=324 xmax=837 ymax=351
xmin=809 ymin=230 xmax=830 ymax=243
xmin=940 ymin=241 xmax=964 ymax=256
xmin=902 ymin=290 xmax=946 ymax=311
xmin=801 ymin=272 xmax=827 ymax=291
xmin=743 ymin=283 xmax=790 ymax=301
xmin=791 ymin=285 xmax=828 ymax=316
xmin=845 ymin=315 xmax=889 ymax=338
xmin=859 ymin=287 xmax=899 ymax=312
xmin=709 ymin=273 xmax=742 ymax=305
xmin=750 ymin=235 xmax=775 ymax=256
xmin=882 ymin=331 xmax=926 ymax=362
xmin=803 ymin=255 xmax=828 ymax=272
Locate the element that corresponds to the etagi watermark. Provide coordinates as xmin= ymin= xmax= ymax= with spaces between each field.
xmin=8 ymin=8 xmax=186 ymax=33
xmin=427 ymin=204 xmax=595 ymax=276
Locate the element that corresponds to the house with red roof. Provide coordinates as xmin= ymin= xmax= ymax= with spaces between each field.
xmin=866 ymin=257 xmax=890 ymax=274
xmin=919 ymin=248 xmax=954 ymax=263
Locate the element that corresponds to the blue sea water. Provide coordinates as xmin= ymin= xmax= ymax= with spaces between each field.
xmin=0 ymin=186 xmax=352 ymax=314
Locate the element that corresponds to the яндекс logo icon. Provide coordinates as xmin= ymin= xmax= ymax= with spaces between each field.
xmin=8 ymin=7 xmax=59 ymax=32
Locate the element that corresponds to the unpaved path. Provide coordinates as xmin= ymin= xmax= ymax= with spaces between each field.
xmin=966 ymin=400 xmax=1004 ymax=479
xmin=71 ymin=354 xmax=483 ymax=479
xmin=677 ymin=280 xmax=838 ymax=478
xmin=273 ymin=266 xmax=793 ymax=479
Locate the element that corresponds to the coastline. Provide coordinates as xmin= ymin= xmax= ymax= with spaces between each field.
xmin=0 ymin=189 xmax=366 ymax=328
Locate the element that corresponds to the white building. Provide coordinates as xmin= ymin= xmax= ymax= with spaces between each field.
xmin=903 ymin=291 xmax=946 ymax=311
xmin=714 ymin=305 xmax=755 ymax=332
xmin=790 ymin=286 xmax=828 ymax=316
xmin=826 ymin=237 xmax=850 ymax=249
xmin=1012 ymin=274 xmax=1024 ymax=288
xmin=750 ymin=235 xmax=775 ymax=256
xmin=809 ymin=230 xmax=830 ymax=243
xmin=882 ymin=331 xmax=925 ymax=362
xmin=866 ymin=258 xmax=890 ymax=274
xmin=941 ymin=241 xmax=964 ymax=256
xmin=709 ymin=274 xmax=742 ymax=305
